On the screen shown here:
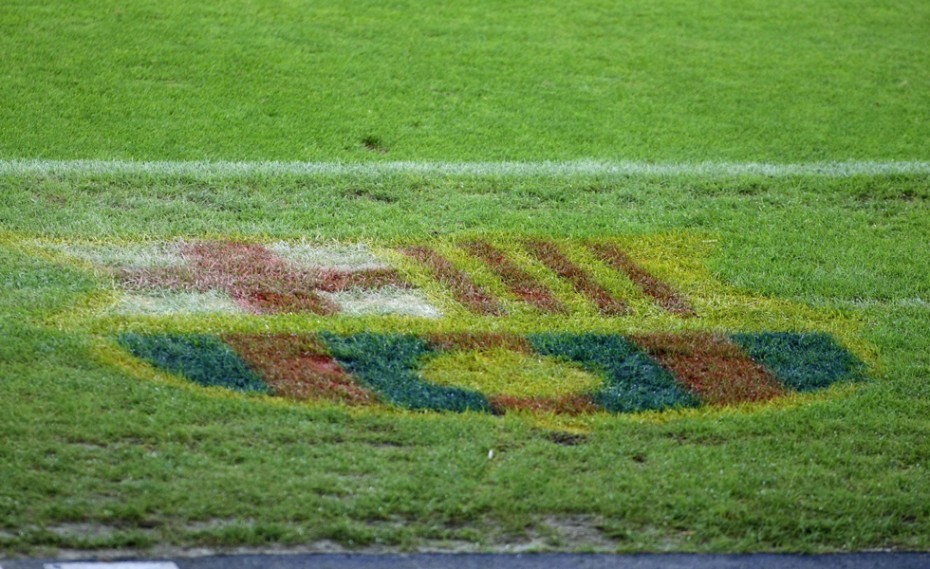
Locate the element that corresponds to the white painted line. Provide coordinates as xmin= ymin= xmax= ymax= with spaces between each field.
xmin=44 ymin=563 xmax=179 ymax=569
xmin=1 ymin=159 xmax=929 ymax=178
xmin=268 ymin=241 xmax=389 ymax=271
xmin=321 ymin=286 xmax=443 ymax=318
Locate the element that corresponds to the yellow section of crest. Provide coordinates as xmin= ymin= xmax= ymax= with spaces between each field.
xmin=420 ymin=347 xmax=603 ymax=398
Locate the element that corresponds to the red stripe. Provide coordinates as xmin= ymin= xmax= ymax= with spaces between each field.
xmin=463 ymin=241 xmax=566 ymax=314
xmin=184 ymin=241 xmax=337 ymax=314
xmin=224 ymin=334 xmax=376 ymax=405
xmin=523 ymin=240 xmax=628 ymax=316
xmin=401 ymin=246 xmax=505 ymax=316
xmin=590 ymin=243 xmax=695 ymax=317
xmin=631 ymin=333 xmax=785 ymax=405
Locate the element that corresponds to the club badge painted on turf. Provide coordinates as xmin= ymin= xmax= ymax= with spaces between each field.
xmin=32 ymin=236 xmax=868 ymax=417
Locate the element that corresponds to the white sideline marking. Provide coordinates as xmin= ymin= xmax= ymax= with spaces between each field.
xmin=1 ymin=159 xmax=929 ymax=178
xmin=44 ymin=563 xmax=179 ymax=569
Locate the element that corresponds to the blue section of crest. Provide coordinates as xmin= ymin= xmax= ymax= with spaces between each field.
xmin=730 ymin=332 xmax=864 ymax=392
xmin=529 ymin=333 xmax=700 ymax=413
xmin=321 ymin=333 xmax=492 ymax=413
xmin=117 ymin=333 xmax=269 ymax=393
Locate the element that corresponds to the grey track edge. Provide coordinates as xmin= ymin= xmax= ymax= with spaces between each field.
xmin=4 ymin=553 xmax=930 ymax=569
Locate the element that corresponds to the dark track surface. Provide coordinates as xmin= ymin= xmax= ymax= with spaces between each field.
xmin=4 ymin=553 xmax=930 ymax=569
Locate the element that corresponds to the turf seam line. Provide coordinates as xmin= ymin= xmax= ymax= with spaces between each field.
xmin=4 ymin=159 xmax=930 ymax=177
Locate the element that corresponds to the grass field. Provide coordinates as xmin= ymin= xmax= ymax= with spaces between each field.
xmin=1 ymin=0 xmax=929 ymax=557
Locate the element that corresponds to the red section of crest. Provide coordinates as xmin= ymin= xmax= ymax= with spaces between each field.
xmin=523 ymin=240 xmax=628 ymax=316
xmin=315 ymin=268 xmax=409 ymax=292
xmin=224 ymin=334 xmax=376 ymax=405
xmin=463 ymin=240 xmax=566 ymax=314
xmin=631 ymin=333 xmax=785 ymax=405
xmin=401 ymin=245 xmax=505 ymax=316
xmin=115 ymin=240 xmax=409 ymax=315
xmin=489 ymin=394 xmax=599 ymax=416
xmin=589 ymin=243 xmax=695 ymax=317
xmin=183 ymin=241 xmax=336 ymax=314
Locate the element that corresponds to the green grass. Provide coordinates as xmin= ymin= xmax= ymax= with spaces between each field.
xmin=1 ymin=171 xmax=929 ymax=553
xmin=1 ymin=0 xmax=929 ymax=161
xmin=2 ymin=0 xmax=930 ymax=557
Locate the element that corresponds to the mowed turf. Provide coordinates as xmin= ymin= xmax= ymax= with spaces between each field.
xmin=1 ymin=0 xmax=929 ymax=162
xmin=2 ymin=0 xmax=930 ymax=558
xmin=1 ymin=172 xmax=929 ymax=554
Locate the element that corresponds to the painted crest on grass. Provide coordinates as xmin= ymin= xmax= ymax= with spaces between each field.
xmin=34 ymin=235 xmax=868 ymax=416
